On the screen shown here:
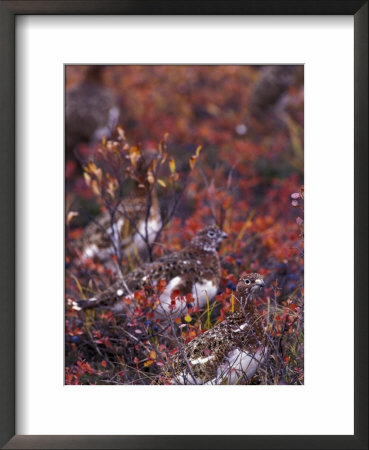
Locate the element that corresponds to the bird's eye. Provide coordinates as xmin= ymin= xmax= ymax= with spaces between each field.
xmin=245 ymin=279 xmax=250 ymax=284
xmin=208 ymin=231 xmax=215 ymax=237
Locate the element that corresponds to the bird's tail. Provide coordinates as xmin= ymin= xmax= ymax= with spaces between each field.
xmin=67 ymin=283 xmax=128 ymax=312
xmin=67 ymin=296 xmax=100 ymax=311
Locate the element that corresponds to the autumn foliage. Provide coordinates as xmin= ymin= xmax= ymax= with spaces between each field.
xmin=65 ymin=65 xmax=304 ymax=385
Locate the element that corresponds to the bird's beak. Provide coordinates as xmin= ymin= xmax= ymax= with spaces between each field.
xmin=222 ymin=231 xmax=228 ymax=239
xmin=255 ymin=279 xmax=265 ymax=287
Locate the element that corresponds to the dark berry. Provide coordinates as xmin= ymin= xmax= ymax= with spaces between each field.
xmin=226 ymin=281 xmax=236 ymax=290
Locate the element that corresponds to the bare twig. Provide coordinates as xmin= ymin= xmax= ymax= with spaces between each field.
xmin=165 ymin=311 xmax=198 ymax=385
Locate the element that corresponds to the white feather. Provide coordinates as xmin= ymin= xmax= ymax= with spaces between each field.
xmin=133 ymin=217 xmax=161 ymax=251
xmin=232 ymin=322 xmax=249 ymax=333
xmin=154 ymin=278 xmax=217 ymax=319
xmin=192 ymin=280 xmax=217 ymax=309
xmin=82 ymin=215 xmax=161 ymax=261
xmin=83 ymin=244 xmax=99 ymax=259
xmin=155 ymin=276 xmax=186 ymax=317
xmin=190 ymin=355 xmax=214 ymax=365
xmin=206 ymin=348 xmax=265 ymax=385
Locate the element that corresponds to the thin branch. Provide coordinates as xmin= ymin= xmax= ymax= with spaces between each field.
xmin=165 ymin=310 xmax=198 ymax=385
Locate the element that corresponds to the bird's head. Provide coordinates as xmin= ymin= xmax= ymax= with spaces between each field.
xmin=236 ymin=272 xmax=265 ymax=297
xmin=192 ymin=225 xmax=228 ymax=252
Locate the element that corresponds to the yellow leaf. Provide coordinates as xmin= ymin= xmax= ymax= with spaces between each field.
xmin=189 ymin=146 xmax=202 ymax=170
xmin=157 ymin=179 xmax=166 ymax=188
xmin=66 ymin=211 xmax=78 ymax=225
xmin=91 ymin=180 xmax=100 ymax=196
xmin=83 ymin=172 xmax=91 ymax=186
xmin=196 ymin=145 xmax=202 ymax=157
xmin=129 ymin=146 xmax=141 ymax=169
xmin=95 ymin=168 xmax=102 ymax=183
xmin=107 ymin=179 xmax=118 ymax=198
xmin=189 ymin=155 xmax=197 ymax=170
xmin=85 ymin=161 xmax=102 ymax=182
xmin=184 ymin=314 xmax=192 ymax=323
xmin=169 ymin=157 xmax=176 ymax=173
xmin=147 ymin=171 xmax=155 ymax=185
xmin=144 ymin=360 xmax=153 ymax=367
xmin=86 ymin=161 xmax=97 ymax=173
xmin=117 ymin=126 xmax=125 ymax=140
xmin=149 ymin=350 xmax=157 ymax=360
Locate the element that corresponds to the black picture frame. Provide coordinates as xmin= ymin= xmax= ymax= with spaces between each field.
xmin=0 ymin=1 xmax=367 ymax=449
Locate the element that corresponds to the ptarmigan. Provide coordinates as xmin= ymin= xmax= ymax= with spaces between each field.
xmin=165 ymin=272 xmax=266 ymax=384
xmin=73 ymin=190 xmax=161 ymax=264
xmin=71 ymin=148 xmax=162 ymax=264
xmin=70 ymin=225 xmax=227 ymax=318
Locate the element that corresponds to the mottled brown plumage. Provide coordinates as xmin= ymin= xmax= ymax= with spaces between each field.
xmin=71 ymin=225 xmax=227 ymax=318
xmin=71 ymin=147 xmax=162 ymax=264
xmin=72 ymin=190 xmax=161 ymax=263
xmin=166 ymin=273 xmax=266 ymax=384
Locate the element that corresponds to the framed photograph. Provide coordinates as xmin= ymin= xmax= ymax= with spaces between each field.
xmin=1 ymin=1 xmax=367 ymax=449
